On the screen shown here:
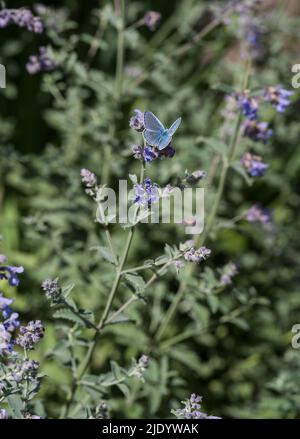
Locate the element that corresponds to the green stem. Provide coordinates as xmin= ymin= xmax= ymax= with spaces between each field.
xmin=63 ymin=162 xmax=145 ymax=417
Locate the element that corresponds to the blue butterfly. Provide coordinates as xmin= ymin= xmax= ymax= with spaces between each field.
xmin=143 ymin=111 xmax=182 ymax=150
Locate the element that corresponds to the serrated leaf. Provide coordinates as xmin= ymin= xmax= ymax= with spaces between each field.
xmin=7 ymin=394 xmax=23 ymax=419
xmin=53 ymin=308 xmax=92 ymax=327
xmin=91 ymin=245 xmax=118 ymax=265
xmin=124 ymin=273 xmax=145 ymax=294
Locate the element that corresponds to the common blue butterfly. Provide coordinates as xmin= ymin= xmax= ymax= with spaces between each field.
xmin=143 ymin=111 xmax=181 ymax=150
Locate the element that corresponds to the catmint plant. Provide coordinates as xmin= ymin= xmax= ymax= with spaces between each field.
xmin=0 ymin=0 xmax=297 ymax=421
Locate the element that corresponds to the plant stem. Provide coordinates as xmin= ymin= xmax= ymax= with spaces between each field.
xmin=63 ymin=161 xmax=145 ymax=417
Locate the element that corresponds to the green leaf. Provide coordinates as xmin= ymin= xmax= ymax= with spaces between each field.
xmin=117 ymin=383 xmax=130 ymax=398
xmin=110 ymin=360 xmax=125 ymax=381
xmin=231 ymin=162 xmax=253 ymax=186
xmin=91 ymin=245 xmax=118 ymax=265
xmin=207 ymin=294 xmax=219 ymax=314
xmin=53 ymin=308 xmax=90 ymax=327
xmin=7 ymin=394 xmax=23 ymax=419
xmin=106 ymin=312 xmax=136 ymax=325
xmin=124 ymin=273 xmax=145 ymax=294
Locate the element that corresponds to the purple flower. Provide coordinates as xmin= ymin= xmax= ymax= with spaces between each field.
xmin=134 ymin=178 xmax=159 ymax=206
xmin=185 ymin=170 xmax=207 ymax=186
xmin=0 ymin=8 xmax=43 ymax=33
xmin=143 ymin=11 xmax=161 ymax=31
xmin=41 ymin=278 xmax=61 ymax=303
xmin=143 ymin=146 xmax=158 ymax=163
xmin=0 ymin=293 xmax=13 ymax=310
xmin=241 ymin=152 xmax=268 ymax=177
xmin=220 ymin=262 xmax=238 ymax=285
xmin=158 ymin=144 xmax=175 ymax=158
xmin=16 ymin=320 xmax=44 ymax=350
xmin=132 ymin=144 xmax=143 ymax=160
xmin=243 ymin=120 xmax=273 ymax=143
xmin=3 ymin=312 xmax=20 ymax=332
xmin=263 ymin=86 xmax=293 ymax=113
xmin=24 ymin=413 xmax=43 ymax=419
xmin=10 ymin=359 xmax=39 ymax=383
xmin=26 ymin=47 xmax=58 ymax=75
xmin=174 ymin=394 xmax=221 ymax=420
xmin=0 ymin=255 xmax=6 ymax=263
xmin=80 ymin=168 xmax=97 ymax=188
xmin=0 ymin=323 xmax=14 ymax=356
xmin=184 ymin=246 xmax=211 ymax=263
xmin=245 ymin=204 xmax=272 ymax=225
xmin=0 ymin=10 xmax=11 ymax=28
xmin=235 ymin=91 xmax=259 ymax=120
xmin=0 ymin=409 xmax=9 ymax=419
xmin=129 ymin=109 xmax=144 ymax=132
xmin=0 ymin=265 xmax=24 ymax=287
xmin=174 ymin=260 xmax=185 ymax=271
xmin=131 ymin=355 xmax=150 ymax=380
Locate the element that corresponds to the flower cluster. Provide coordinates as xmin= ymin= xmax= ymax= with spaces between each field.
xmin=263 ymin=86 xmax=293 ymax=113
xmin=182 ymin=170 xmax=207 ymax=187
xmin=243 ymin=120 xmax=273 ymax=144
xmin=234 ymin=85 xmax=292 ymax=147
xmin=129 ymin=109 xmax=145 ymax=132
xmin=184 ymin=246 xmax=211 ymax=263
xmin=0 ymin=8 xmax=43 ymax=33
xmin=93 ymin=402 xmax=109 ymax=419
xmin=133 ymin=178 xmax=159 ymax=206
xmin=241 ymin=152 xmax=268 ymax=177
xmin=0 ymin=409 xmax=9 ymax=419
xmin=0 ymin=250 xmax=43 ymax=419
xmin=4 ymin=359 xmax=39 ymax=385
xmin=26 ymin=47 xmax=58 ymax=75
xmin=130 ymin=355 xmax=150 ymax=380
xmin=220 ymin=262 xmax=239 ymax=285
xmin=24 ymin=413 xmax=42 ymax=419
xmin=41 ymin=278 xmax=61 ymax=303
xmin=143 ymin=11 xmax=161 ymax=31
xmin=16 ymin=320 xmax=44 ymax=350
xmin=236 ymin=90 xmax=259 ymax=121
xmin=0 ymin=257 xmax=24 ymax=356
xmin=245 ymin=204 xmax=272 ymax=225
xmin=173 ymin=394 xmax=221 ymax=419
xmin=0 ymin=257 xmax=24 ymax=287
xmin=80 ymin=168 xmax=98 ymax=197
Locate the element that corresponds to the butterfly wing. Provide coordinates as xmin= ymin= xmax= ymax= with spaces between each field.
xmin=144 ymin=111 xmax=165 ymax=132
xmin=143 ymin=129 xmax=164 ymax=147
xmin=168 ymin=117 xmax=182 ymax=136
xmin=157 ymin=132 xmax=172 ymax=150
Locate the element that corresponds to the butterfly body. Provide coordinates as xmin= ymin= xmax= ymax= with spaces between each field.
xmin=143 ymin=111 xmax=181 ymax=150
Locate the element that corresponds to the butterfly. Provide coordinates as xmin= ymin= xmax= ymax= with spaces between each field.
xmin=143 ymin=111 xmax=182 ymax=150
